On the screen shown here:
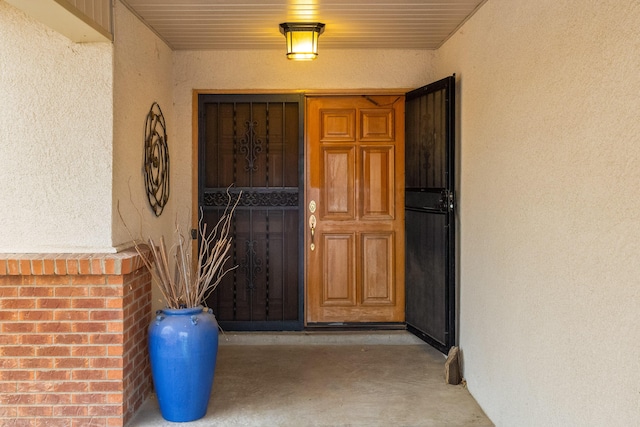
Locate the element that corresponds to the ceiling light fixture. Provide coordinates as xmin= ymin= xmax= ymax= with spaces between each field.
xmin=279 ymin=22 xmax=325 ymax=60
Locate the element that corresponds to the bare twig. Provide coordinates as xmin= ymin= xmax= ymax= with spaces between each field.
xmin=120 ymin=186 xmax=241 ymax=309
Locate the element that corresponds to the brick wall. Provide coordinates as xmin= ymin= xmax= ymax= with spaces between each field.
xmin=0 ymin=248 xmax=152 ymax=427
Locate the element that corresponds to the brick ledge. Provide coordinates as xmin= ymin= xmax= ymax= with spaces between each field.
xmin=0 ymin=246 xmax=150 ymax=276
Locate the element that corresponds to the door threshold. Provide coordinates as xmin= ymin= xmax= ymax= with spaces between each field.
xmin=305 ymin=322 xmax=406 ymax=331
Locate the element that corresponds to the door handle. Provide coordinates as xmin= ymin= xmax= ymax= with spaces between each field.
xmin=309 ymin=214 xmax=317 ymax=251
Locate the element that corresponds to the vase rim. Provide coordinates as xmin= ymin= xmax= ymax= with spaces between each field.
xmin=160 ymin=306 xmax=205 ymax=315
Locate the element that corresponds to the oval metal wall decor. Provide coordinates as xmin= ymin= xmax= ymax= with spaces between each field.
xmin=144 ymin=102 xmax=170 ymax=216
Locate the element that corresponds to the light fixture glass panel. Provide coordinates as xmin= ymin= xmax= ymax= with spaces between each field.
xmin=280 ymin=23 xmax=325 ymax=61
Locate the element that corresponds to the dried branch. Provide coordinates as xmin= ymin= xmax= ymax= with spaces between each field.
xmin=118 ymin=186 xmax=241 ymax=310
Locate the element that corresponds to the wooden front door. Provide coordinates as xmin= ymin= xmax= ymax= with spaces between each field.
xmin=305 ymin=95 xmax=405 ymax=324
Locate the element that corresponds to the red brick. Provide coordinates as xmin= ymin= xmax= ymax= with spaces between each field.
xmin=106 ymin=369 xmax=122 ymax=380
xmin=106 ymin=393 xmax=123 ymax=404
xmin=18 ymin=406 xmax=53 ymax=417
xmin=21 ymin=334 xmax=53 ymax=345
xmin=73 ymin=393 xmax=107 ymax=405
xmin=54 ymin=334 xmax=87 ymax=345
xmin=37 ymin=393 xmax=72 ymax=404
xmin=89 ymin=381 xmax=122 ymax=392
xmin=35 ymin=419 xmax=69 ymax=427
xmin=0 ymin=370 xmax=34 ymax=381
xmin=52 ymin=405 xmax=88 ymax=417
xmin=106 ymin=275 xmax=124 ymax=285
xmin=37 ymin=298 xmax=71 ymax=309
xmin=0 ymin=358 xmax=18 ymax=369
xmin=36 ymin=346 xmax=70 ymax=357
xmin=90 ymin=286 xmax=122 ymax=297
xmin=7 ymin=259 xmax=20 ymax=275
xmin=54 ymin=310 xmax=89 ymax=321
xmin=107 ymin=345 xmax=123 ymax=357
xmin=19 ymin=259 xmax=31 ymax=275
xmin=91 ymin=311 xmax=122 ymax=321
xmin=53 ymin=381 xmax=89 ymax=393
xmin=106 ymin=322 xmax=123 ymax=333
xmin=0 ymin=382 xmax=17 ymax=393
xmin=105 ymin=298 xmax=123 ymax=309
xmin=66 ymin=259 xmax=81 ymax=275
xmin=19 ymin=310 xmax=53 ymax=321
xmin=30 ymin=259 xmax=44 ymax=275
xmin=16 ymin=381 xmax=55 ymax=393
xmin=1 ymin=345 xmax=35 ymax=357
xmin=37 ymin=322 xmax=71 ymax=333
xmin=3 ymin=322 xmax=36 ymax=334
xmin=0 ymin=311 xmax=18 ymax=321
xmin=103 ymin=259 xmax=117 ymax=275
xmin=0 ymin=334 xmax=19 ymax=345
xmin=72 ymin=418 xmax=107 ymax=427
xmin=36 ymin=370 xmax=70 ymax=381
xmin=90 ymin=358 xmax=122 ymax=369
xmin=55 ymin=286 xmax=89 ymax=297
xmin=0 ymin=260 xmax=6 ymax=275
xmin=72 ymin=298 xmax=105 ymax=309
xmin=72 ymin=322 xmax=106 ymax=333
xmin=78 ymin=259 xmax=91 ymax=275
xmin=0 ymin=414 xmax=25 ymax=424
xmin=1 ymin=298 xmax=35 ymax=309
xmin=21 ymin=358 xmax=53 ymax=369
xmin=1 ymin=393 xmax=36 ymax=405
xmin=90 ymin=334 xmax=122 ymax=345
xmin=0 ymin=286 xmax=18 ymax=297
xmin=72 ymin=369 xmax=106 ymax=380
xmin=72 ymin=346 xmax=106 ymax=357
xmin=54 ymin=258 xmax=67 ymax=275
xmin=34 ymin=275 xmax=69 ymax=285
xmin=54 ymin=357 xmax=89 ymax=369
xmin=88 ymin=405 xmax=122 ymax=416
xmin=19 ymin=286 xmax=53 ymax=297
xmin=43 ymin=259 xmax=55 ymax=275
xmin=90 ymin=258 xmax=103 ymax=274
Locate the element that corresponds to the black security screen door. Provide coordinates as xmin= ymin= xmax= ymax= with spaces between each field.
xmin=198 ymin=94 xmax=304 ymax=330
xmin=405 ymin=76 xmax=456 ymax=353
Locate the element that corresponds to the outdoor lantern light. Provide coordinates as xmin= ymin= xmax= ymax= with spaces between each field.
xmin=279 ymin=22 xmax=325 ymax=60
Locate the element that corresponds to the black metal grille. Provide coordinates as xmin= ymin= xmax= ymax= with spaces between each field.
xmin=198 ymin=94 xmax=303 ymax=330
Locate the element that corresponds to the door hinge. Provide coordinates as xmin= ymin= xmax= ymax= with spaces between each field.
xmin=191 ymin=229 xmax=198 ymax=240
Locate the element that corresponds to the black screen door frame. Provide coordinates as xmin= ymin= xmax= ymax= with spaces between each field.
xmin=405 ymin=75 xmax=456 ymax=353
xmin=197 ymin=93 xmax=305 ymax=331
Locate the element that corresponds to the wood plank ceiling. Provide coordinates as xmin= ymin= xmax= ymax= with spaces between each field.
xmin=121 ymin=0 xmax=487 ymax=50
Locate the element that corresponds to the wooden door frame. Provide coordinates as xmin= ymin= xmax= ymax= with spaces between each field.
xmin=191 ymin=89 xmax=409 ymax=327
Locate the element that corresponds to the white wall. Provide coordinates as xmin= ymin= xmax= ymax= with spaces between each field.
xmin=112 ymin=0 xmax=175 ymax=251
xmin=0 ymin=0 xmax=114 ymax=253
xmin=435 ymin=0 xmax=640 ymax=425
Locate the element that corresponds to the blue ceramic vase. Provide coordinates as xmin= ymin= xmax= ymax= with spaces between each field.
xmin=148 ymin=306 xmax=219 ymax=422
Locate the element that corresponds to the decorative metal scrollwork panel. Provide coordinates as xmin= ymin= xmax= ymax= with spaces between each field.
xmin=203 ymin=190 xmax=298 ymax=207
xmin=239 ymin=120 xmax=263 ymax=172
xmin=144 ymin=102 xmax=170 ymax=216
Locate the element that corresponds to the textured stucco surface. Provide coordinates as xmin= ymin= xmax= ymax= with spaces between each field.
xmin=0 ymin=1 xmax=114 ymax=252
xmin=112 ymin=0 xmax=175 ymax=250
xmin=435 ymin=0 xmax=640 ymax=425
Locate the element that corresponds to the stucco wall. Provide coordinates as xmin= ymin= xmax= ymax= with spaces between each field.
xmin=112 ymin=0 xmax=175 ymax=250
xmin=435 ymin=0 xmax=640 ymax=425
xmin=0 ymin=1 xmax=114 ymax=253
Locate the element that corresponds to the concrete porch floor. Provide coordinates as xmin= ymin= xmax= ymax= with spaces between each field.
xmin=128 ymin=331 xmax=493 ymax=426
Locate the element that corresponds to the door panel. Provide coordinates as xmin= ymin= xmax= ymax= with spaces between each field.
xmin=322 ymin=147 xmax=355 ymax=218
xmin=404 ymin=75 xmax=456 ymax=353
xmin=306 ymin=95 xmax=405 ymax=324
